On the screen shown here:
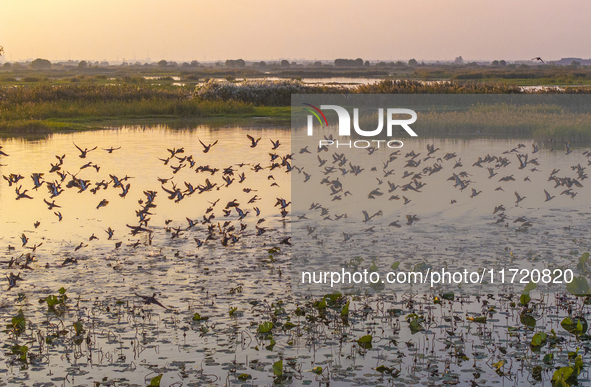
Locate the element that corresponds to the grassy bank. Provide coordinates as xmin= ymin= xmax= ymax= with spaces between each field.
xmin=2 ymin=80 xmax=591 ymax=137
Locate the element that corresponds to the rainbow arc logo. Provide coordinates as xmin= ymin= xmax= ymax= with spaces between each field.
xmin=302 ymin=103 xmax=328 ymax=127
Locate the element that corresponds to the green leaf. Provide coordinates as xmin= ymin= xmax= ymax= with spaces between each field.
xmin=519 ymin=293 xmax=531 ymax=305
xmin=358 ymin=334 xmax=373 ymax=349
xmin=543 ymin=353 xmax=554 ymax=363
xmin=258 ymin=322 xmax=274 ymax=334
xmin=272 ymin=360 xmax=283 ymax=377
xmin=149 ymin=374 xmax=163 ymax=387
xmin=237 ymin=374 xmax=252 ymax=381
xmin=520 ymin=313 xmax=536 ymax=328
xmin=192 ymin=312 xmax=209 ymax=321
xmin=58 ymin=287 xmax=67 ymax=295
xmin=574 ymin=354 xmax=584 ymax=376
xmin=295 ymin=307 xmax=305 ymax=317
xmin=442 ymin=292 xmax=454 ymax=301
xmin=375 ymin=365 xmax=391 ymax=373
xmin=314 ymin=298 xmax=327 ymax=310
xmin=391 ymin=261 xmax=400 ymax=270
xmin=266 ymin=337 xmax=276 ymax=351
xmin=284 ymin=322 xmax=297 ymax=330
xmin=493 ymin=359 xmax=506 ymax=370
xmin=73 ymin=321 xmax=84 ymax=335
xmin=531 ymin=332 xmax=547 ymax=347
xmin=552 ymin=367 xmax=573 ymax=382
xmin=561 ymin=316 xmax=587 ymax=335
xmin=341 ymin=300 xmax=350 ymax=317
xmin=308 ymin=366 xmax=323 ymax=374
xmin=523 ymin=281 xmax=537 ymax=294
xmin=409 ymin=318 xmax=423 ymax=334
xmin=567 ymin=276 xmax=591 ymax=296
xmin=10 ymin=309 xmax=26 ymax=334
xmin=467 ymin=316 xmax=487 ymax=324
xmin=324 ymin=292 xmax=342 ymax=305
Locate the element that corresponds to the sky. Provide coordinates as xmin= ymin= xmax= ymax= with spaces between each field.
xmin=1 ymin=0 xmax=590 ymax=63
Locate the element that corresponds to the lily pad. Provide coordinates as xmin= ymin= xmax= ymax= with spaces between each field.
xmin=567 ymin=276 xmax=591 ymax=296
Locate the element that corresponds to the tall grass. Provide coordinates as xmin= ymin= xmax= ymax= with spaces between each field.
xmin=2 ymin=80 xmax=591 ymax=134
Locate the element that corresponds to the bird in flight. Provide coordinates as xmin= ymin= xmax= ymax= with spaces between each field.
xmin=247 ymin=134 xmax=261 ymax=148
xmin=199 ymin=139 xmax=218 ymax=153
xmin=532 ymin=57 xmax=544 ymax=63
xmin=73 ymin=143 xmax=97 ymax=158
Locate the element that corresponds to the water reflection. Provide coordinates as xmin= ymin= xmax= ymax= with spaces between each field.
xmin=0 ymin=127 xmax=590 ymax=386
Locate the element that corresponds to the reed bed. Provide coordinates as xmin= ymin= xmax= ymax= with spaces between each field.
xmin=1 ymin=80 xmax=591 ymax=134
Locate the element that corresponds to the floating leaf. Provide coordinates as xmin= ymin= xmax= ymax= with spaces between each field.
xmin=442 ymin=292 xmax=454 ymax=301
xmin=272 ymin=360 xmax=283 ymax=377
xmin=543 ymin=353 xmax=554 ymax=364
xmin=10 ymin=309 xmax=26 ymax=336
xmin=519 ymin=293 xmax=531 ymax=306
xmin=552 ymin=367 xmax=573 ymax=382
xmin=308 ymin=366 xmax=322 ymax=374
xmin=192 ymin=312 xmax=209 ymax=321
xmin=467 ymin=316 xmax=487 ymax=324
xmin=284 ymin=322 xmax=297 ymax=330
xmin=391 ymin=261 xmax=400 ymax=270
xmin=149 ymin=374 xmax=163 ymax=387
xmin=258 ymin=322 xmax=273 ymax=334
xmin=520 ymin=313 xmax=536 ymax=328
xmin=358 ymin=334 xmax=373 ymax=349
xmin=375 ymin=365 xmax=391 ymax=373
xmin=523 ymin=281 xmax=537 ymax=294
xmin=531 ymin=332 xmax=547 ymax=347
xmin=567 ymin=276 xmax=591 ymax=296
xmin=11 ymin=345 xmax=28 ymax=362
xmin=493 ymin=359 xmax=506 ymax=370
xmin=237 ymin=374 xmax=252 ymax=381
xmin=561 ymin=316 xmax=587 ymax=335
xmin=409 ymin=318 xmax=423 ymax=334
xmin=265 ymin=337 xmax=276 ymax=351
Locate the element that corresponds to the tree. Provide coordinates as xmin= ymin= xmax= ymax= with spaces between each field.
xmin=280 ymin=60 xmax=290 ymax=67
xmin=225 ymin=59 xmax=245 ymax=67
xmin=499 ymin=60 xmax=507 ymax=67
xmin=78 ymin=60 xmax=88 ymax=68
xmin=571 ymin=60 xmax=581 ymax=67
xmin=454 ymin=56 xmax=464 ymax=65
xmin=408 ymin=58 xmax=418 ymax=66
xmin=158 ymin=59 xmax=167 ymax=68
xmin=30 ymin=58 xmax=52 ymax=70
xmin=334 ymin=58 xmax=364 ymax=67
xmin=491 ymin=60 xmax=499 ymax=66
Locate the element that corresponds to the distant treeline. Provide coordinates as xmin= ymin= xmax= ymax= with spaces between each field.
xmin=334 ymin=58 xmax=366 ymax=67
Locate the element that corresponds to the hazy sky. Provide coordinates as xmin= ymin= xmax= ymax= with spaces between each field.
xmin=1 ymin=0 xmax=590 ymax=62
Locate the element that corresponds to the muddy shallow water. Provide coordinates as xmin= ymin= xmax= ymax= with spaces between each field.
xmin=1 ymin=127 xmax=591 ymax=386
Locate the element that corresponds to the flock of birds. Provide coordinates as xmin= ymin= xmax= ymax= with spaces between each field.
xmin=289 ymin=135 xmax=590 ymax=242
xmin=2 ymin=133 xmax=591 ymax=292
xmin=0 ymin=137 xmax=293 ymax=293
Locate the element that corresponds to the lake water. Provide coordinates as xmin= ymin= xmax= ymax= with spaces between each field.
xmin=1 ymin=126 xmax=590 ymax=386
